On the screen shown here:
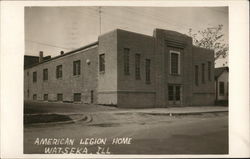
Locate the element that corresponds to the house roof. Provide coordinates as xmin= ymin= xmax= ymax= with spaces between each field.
xmin=215 ymin=67 xmax=229 ymax=79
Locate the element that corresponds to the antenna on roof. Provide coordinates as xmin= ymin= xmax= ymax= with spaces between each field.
xmin=99 ymin=6 xmax=102 ymax=35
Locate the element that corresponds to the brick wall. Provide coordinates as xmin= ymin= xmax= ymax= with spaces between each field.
xmin=192 ymin=46 xmax=215 ymax=105
xmin=97 ymin=30 xmax=118 ymax=105
xmin=153 ymin=29 xmax=194 ymax=107
xmin=24 ymin=28 xmax=216 ymax=107
xmin=24 ymin=46 xmax=98 ymax=103
xmin=116 ymin=29 xmax=156 ymax=107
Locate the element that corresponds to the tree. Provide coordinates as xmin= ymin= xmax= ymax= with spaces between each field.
xmin=188 ymin=25 xmax=228 ymax=60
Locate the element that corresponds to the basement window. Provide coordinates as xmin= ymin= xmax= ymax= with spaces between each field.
xmin=73 ymin=93 xmax=81 ymax=102
xmin=57 ymin=94 xmax=63 ymax=101
xmin=43 ymin=94 xmax=48 ymax=101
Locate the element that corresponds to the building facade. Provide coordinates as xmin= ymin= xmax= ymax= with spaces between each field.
xmin=215 ymin=67 xmax=229 ymax=105
xmin=24 ymin=28 xmax=215 ymax=107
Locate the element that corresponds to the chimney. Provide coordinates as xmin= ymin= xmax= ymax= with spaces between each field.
xmin=39 ymin=51 xmax=43 ymax=63
xmin=60 ymin=51 xmax=64 ymax=55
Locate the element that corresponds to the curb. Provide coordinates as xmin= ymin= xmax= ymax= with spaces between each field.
xmin=24 ymin=113 xmax=92 ymax=126
xmin=24 ymin=110 xmax=227 ymax=126
xmin=139 ymin=110 xmax=228 ymax=116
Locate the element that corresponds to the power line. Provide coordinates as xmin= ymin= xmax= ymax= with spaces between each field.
xmin=26 ymin=39 xmax=72 ymax=50
xmin=122 ymin=7 xmax=190 ymax=30
xmin=205 ymin=7 xmax=228 ymax=14
xmin=99 ymin=6 xmax=102 ymax=35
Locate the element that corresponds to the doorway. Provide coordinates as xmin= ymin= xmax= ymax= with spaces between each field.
xmin=168 ymin=84 xmax=182 ymax=105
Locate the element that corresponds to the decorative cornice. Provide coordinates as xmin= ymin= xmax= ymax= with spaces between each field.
xmin=165 ymin=39 xmax=186 ymax=49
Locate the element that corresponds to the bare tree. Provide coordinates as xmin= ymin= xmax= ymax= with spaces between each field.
xmin=188 ymin=25 xmax=228 ymax=60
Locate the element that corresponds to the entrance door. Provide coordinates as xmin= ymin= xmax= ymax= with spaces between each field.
xmin=168 ymin=85 xmax=182 ymax=105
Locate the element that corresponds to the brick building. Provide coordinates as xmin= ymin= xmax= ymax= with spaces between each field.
xmin=24 ymin=28 xmax=215 ymax=107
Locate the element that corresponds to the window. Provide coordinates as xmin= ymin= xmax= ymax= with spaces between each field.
xmin=145 ymin=59 xmax=151 ymax=84
xmin=170 ymin=51 xmax=180 ymax=75
xmin=168 ymin=85 xmax=174 ymax=101
xmin=33 ymin=94 xmax=37 ymax=100
xmin=56 ymin=65 xmax=63 ymax=78
xmin=90 ymin=90 xmax=94 ymax=103
xmin=43 ymin=94 xmax=48 ymax=101
xmin=57 ymin=94 xmax=63 ymax=101
xmin=208 ymin=61 xmax=211 ymax=81
xmin=124 ymin=48 xmax=130 ymax=75
xmin=219 ymin=82 xmax=225 ymax=96
xmin=73 ymin=60 xmax=81 ymax=76
xmin=43 ymin=68 xmax=48 ymax=81
xmin=135 ymin=54 xmax=141 ymax=80
xmin=74 ymin=93 xmax=81 ymax=102
xmin=227 ymin=82 xmax=229 ymax=96
xmin=175 ymin=86 xmax=181 ymax=101
xmin=99 ymin=54 xmax=105 ymax=72
xmin=202 ymin=63 xmax=205 ymax=83
xmin=195 ymin=65 xmax=199 ymax=86
xmin=33 ymin=71 xmax=37 ymax=82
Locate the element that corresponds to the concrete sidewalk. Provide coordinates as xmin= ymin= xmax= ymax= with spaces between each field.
xmin=110 ymin=106 xmax=228 ymax=116
xmin=24 ymin=104 xmax=228 ymax=126
xmin=25 ymin=101 xmax=228 ymax=115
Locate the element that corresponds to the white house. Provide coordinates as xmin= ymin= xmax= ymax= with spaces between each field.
xmin=215 ymin=67 xmax=228 ymax=105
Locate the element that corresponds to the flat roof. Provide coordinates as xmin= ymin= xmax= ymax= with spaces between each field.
xmin=25 ymin=41 xmax=98 ymax=69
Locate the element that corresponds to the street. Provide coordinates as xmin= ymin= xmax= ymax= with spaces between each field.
xmin=24 ymin=102 xmax=228 ymax=154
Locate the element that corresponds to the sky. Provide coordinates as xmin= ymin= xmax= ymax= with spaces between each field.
xmin=25 ymin=6 xmax=228 ymax=67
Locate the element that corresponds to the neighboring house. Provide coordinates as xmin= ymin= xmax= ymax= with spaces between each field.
xmin=24 ymin=55 xmax=39 ymax=69
xmin=215 ymin=67 xmax=229 ymax=105
xmin=24 ymin=54 xmax=51 ymax=69
xmin=24 ymin=28 xmax=215 ymax=108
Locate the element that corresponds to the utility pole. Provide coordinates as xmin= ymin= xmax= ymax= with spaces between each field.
xmin=99 ymin=6 xmax=102 ymax=35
